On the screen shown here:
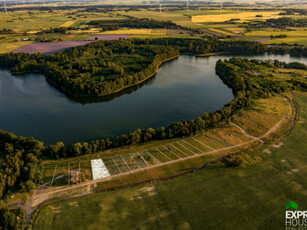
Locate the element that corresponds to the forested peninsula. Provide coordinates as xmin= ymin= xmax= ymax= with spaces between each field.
xmin=2 ymin=38 xmax=305 ymax=98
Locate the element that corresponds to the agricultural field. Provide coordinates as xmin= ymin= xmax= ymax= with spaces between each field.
xmin=191 ymin=11 xmax=282 ymax=23
xmin=31 ymin=93 xmax=307 ymax=230
xmin=242 ymin=29 xmax=307 ymax=45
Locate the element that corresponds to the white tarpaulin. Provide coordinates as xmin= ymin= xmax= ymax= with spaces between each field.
xmin=91 ymin=159 xmax=111 ymax=180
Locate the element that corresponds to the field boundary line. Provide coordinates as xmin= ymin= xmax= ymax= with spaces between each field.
xmin=162 ymin=145 xmax=181 ymax=159
xmin=155 ymin=147 xmax=172 ymax=161
xmin=192 ymin=136 xmax=215 ymax=150
xmin=112 ymin=158 xmax=122 ymax=174
xmin=145 ymin=150 xmax=162 ymax=164
xmin=176 ymin=141 xmax=197 ymax=155
xmin=182 ymin=139 xmax=203 ymax=153
xmin=137 ymin=152 xmax=150 ymax=167
xmin=170 ymin=144 xmax=189 ymax=157
xmin=120 ymin=155 xmax=131 ymax=172
xmin=129 ymin=153 xmax=141 ymax=169
xmin=50 ymin=165 xmax=57 ymax=187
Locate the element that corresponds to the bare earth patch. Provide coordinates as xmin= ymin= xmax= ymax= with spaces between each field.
xmin=272 ymin=142 xmax=284 ymax=148
xmin=263 ymin=149 xmax=272 ymax=154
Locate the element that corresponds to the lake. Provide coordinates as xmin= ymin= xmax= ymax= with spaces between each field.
xmin=0 ymin=54 xmax=306 ymax=145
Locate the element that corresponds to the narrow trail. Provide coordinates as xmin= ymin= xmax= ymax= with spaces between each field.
xmin=261 ymin=115 xmax=287 ymax=138
xmin=9 ymin=95 xmax=297 ymax=229
xmin=231 ymin=122 xmax=265 ymax=144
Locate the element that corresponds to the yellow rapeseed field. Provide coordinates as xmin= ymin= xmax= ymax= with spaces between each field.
xmin=60 ymin=21 xmax=76 ymax=27
xmin=192 ymin=11 xmax=282 ymax=23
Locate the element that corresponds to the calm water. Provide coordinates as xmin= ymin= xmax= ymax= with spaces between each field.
xmin=0 ymin=54 xmax=306 ymax=145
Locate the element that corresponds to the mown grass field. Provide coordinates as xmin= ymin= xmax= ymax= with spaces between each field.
xmin=32 ymin=93 xmax=307 ymax=230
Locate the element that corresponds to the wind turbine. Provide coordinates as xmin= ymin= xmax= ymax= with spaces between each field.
xmin=4 ymin=0 xmax=8 ymax=15
xmin=220 ymin=3 xmax=223 ymax=14
xmin=186 ymin=1 xmax=189 ymax=11
xmin=158 ymin=1 xmax=162 ymax=13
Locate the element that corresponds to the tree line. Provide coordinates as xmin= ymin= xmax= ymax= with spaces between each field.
xmin=248 ymin=17 xmax=307 ymax=29
xmin=88 ymin=18 xmax=178 ymax=31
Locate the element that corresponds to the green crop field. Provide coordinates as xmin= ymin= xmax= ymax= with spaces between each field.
xmin=31 ymin=93 xmax=307 ymax=230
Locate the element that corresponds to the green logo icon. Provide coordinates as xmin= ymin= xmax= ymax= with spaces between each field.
xmin=286 ymin=201 xmax=298 ymax=210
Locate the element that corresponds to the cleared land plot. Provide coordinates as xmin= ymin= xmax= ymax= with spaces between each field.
xmin=91 ymin=159 xmax=111 ymax=180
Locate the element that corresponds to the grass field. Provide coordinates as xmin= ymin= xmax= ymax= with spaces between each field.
xmin=32 ymin=93 xmax=307 ymax=230
xmin=0 ymin=40 xmax=33 ymax=53
xmin=233 ymin=95 xmax=292 ymax=137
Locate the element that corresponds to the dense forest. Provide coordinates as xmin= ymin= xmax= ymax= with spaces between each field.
xmin=0 ymin=38 xmax=306 ymax=200
xmin=0 ymin=41 xmax=179 ymax=97
xmin=88 ymin=18 xmax=178 ymax=31
xmin=0 ymin=204 xmax=25 ymax=230
xmin=0 ymin=130 xmax=43 ymax=199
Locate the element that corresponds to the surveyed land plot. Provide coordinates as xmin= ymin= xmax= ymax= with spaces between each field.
xmin=39 ymin=136 xmax=234 ymax=187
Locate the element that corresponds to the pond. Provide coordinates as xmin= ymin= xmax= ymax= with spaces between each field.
xmin=0 ymin=54 xmax=305 ymax=145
